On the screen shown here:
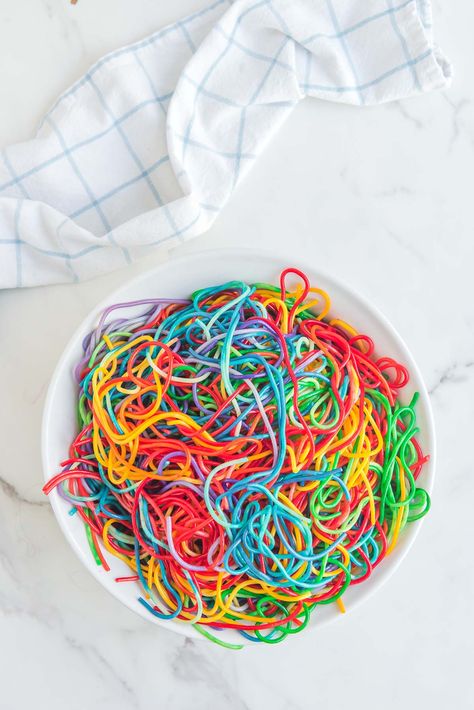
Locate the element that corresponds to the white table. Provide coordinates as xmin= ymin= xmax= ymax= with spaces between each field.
xmin=1 ymin=2 xmax=473 ymax=708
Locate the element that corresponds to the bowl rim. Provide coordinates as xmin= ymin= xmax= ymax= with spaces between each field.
xmin=42 ymin=246 xmax=436 ymax=645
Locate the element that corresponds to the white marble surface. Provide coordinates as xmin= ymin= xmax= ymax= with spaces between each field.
xmin=1 ymin=1 xmax=473 ymax=708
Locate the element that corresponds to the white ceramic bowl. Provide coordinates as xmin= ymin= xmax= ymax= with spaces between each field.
xmin=42 ymin=248 xmax=435 ymax=646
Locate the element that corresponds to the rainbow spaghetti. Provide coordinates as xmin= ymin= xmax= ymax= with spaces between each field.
xmin=44 ymin=268 xmax=430 ymax=647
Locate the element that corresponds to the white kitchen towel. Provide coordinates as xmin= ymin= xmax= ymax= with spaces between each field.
xmin=0 ymin=0 xmax=451 ymax=288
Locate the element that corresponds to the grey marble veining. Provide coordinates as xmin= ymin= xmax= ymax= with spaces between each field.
xmin=0 ymin=1 xmax=473 ymax=708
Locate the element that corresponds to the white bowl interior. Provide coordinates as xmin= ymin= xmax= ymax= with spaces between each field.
xmin=42 ymin=248 xmax=435 ymax=646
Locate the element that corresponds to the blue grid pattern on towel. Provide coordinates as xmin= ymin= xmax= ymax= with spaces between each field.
xmin=0 ymin=0 xmax=436 ymax=287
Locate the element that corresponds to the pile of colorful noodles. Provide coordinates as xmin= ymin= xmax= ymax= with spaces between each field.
xmin=44 ymin=269 xmax=430 ymax=647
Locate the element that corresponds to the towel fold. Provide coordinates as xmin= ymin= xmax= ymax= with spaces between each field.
xmin=0 ymin=0 xmax=451 ymax=288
